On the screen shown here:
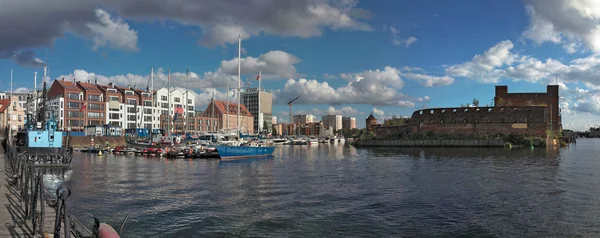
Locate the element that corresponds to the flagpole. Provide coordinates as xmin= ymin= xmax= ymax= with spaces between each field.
xmin=9 ymin=69 xmax=12 ymax=137
xmin=150 ymin=68 xmax=154 ymax=144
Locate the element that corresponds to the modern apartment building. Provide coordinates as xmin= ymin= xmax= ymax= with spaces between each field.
xmin=322 ymin=114 xmax=343 ymax=131
xmin=155 ymin=88 xmax=195 ymax=133
xmin=240 ymin=88 xmax=272 ymax=134
xmin=342 ymin=116 xmax=356 ymax=129
xmin=293 ymin=114 xmax=315 ymax=125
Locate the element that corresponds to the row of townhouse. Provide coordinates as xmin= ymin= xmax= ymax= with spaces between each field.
xmin=44 ymin=78 xmax=256 ymax=134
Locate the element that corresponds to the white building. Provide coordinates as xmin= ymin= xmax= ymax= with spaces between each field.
xmin=322 ymin=114 xmax=343 ymax=131
xmin=154 ymin=88 xmax=195 ymax=132
xmin=240 ymin=88 xmax=273 ymax=134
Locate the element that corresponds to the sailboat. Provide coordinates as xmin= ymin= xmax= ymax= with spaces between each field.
xmin=216 ymin=36 xmax=275 ymax=160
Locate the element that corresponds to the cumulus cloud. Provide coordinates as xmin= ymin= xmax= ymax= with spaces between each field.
xmin=279 ymin=66 xmax=415 ymax=107
xmin=522 ymin=0 xmax=600 ymax=53
xmin=372 ymin=107 xmax=385 ymax=117
xmin=403 ymin=73 xmax=454 ymax=87
xmin=0 ymin=0 xmax=371 ymax=66
xmin=445 ymin=40 xmax=516 ymax=83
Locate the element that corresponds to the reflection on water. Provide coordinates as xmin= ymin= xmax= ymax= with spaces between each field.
xmin=65 ymin=139 xmax=600 ymax=237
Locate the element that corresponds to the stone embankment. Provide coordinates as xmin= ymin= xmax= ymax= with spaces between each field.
xmin=65 ymin=136 xmax=126 ymax=148
xmin=354 ymin=139 xmax=505 ymax=147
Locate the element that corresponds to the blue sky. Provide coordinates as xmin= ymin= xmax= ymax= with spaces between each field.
xmin=1 ymin=0 xmax=600 ymax=130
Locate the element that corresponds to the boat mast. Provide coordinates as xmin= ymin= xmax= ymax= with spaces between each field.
xmin=185 ymin=69 xmax=189 ymax=135
xmin=211 ymin=91 xmax=215 ymax=142
xmin=258 ymin=70 xmax=261 ymax=135
xmin=227 ymin=83 xmax=230 ymax=131
xmin=237 ymin=35 xmax=241 ymax=135
xmin=150 ymin=68 xmax=154 ymax=145
xmin=167 ymin=68 xmax=171 ymax=134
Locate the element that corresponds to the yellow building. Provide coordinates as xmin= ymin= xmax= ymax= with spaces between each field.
xmin=0 ymin=96 xmax=26 ymax=134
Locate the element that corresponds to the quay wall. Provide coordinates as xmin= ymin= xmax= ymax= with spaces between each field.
xmin=66 ymin=136 xmax=126 ymax=148
xmin=354 ymin=139 xmax=506 ymax=147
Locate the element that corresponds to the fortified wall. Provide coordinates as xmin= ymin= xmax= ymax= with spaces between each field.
xmin=494 ymin=85 xmax=561 ymax=131
xmin=374 ymin=106 xmax=548 ymax=138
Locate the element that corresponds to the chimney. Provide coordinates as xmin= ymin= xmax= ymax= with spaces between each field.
xmin=95 ymin=78 xmax=98 ymax=85
xmin=108 ymin=82 xmax=112 ymax=86
xmin=87 ymin=79 xmax=90 ymax=84
xmin=62 ymin=77 xmax=65 ymax=82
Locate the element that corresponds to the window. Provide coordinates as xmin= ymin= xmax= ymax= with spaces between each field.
xmin=144 ymin=100 xmax=152 ymax=107
xmin=198 ymin=120 xmax=203 ymax=124
xmin=161 ymin=103 xmax=168 ymax=109
xmin=513 ymin=108 xmax=517 ymax=113
xmin=187 ymin=99 xmax=192 ymax=104
xmin=430 ymin=110 xmax=434 ymax=114
xmin=144 ymin=108 xmax=152 ymax=114
xmin=187 ymin=106 xmax=193 ymax=111
xmin=68 ymin=93 xmax=79 ymax=100
xmin=87 ymin=112 xmax=104 ymax=119
xmin=88 ymin=95 xmax=101 ymax=101
xmin=109 ymin=96 xmax=119 ymax=101
xmin=127 ymin=115 xmax=136 ymax=121
xmin=67 ymin=111 xmax=81 ymax=117
xmin=488 ymin=108 xmax=492 ymax=112
xmin=419 ymin=110 xmax=423 ymax=115
xmin=18 ymin=115 xmax=21 ymax=121
xmin=88 ymin=103 xmax=102 ymax=110
xmin=126 ymin=91 xmax=134 ymax=96
xmin=127 ymin=107 xmax=136 ymax=113
xmin=144 ymin=116 xmax=152 ymax=122
xmin=440 ymin=119 xmax=444 ymax=124
xmin=142 ymin=92 xmax=150 ymax=97
xmin=107 ymin=88 xmax=117 ymax=93
xmin=127 ymin=99 xmax=136 ymax=105
xmin=464 ymin=109 xmax=469 ymax=113
xmin=67 ymin=102 xmax=79 ymax=109
xmin=500 ymin=108 xmax=505 ymax=113
xmin=429 ymin=119 xmax=434 ymax=124
xmin=441 ymin=109 xmax=446 ymax=114
xmin=174 ymin=97 xmax=181 ymax=103
xmin=161 ymin=96 xmax=167 ymax=101
xmin=109 ymin=113 xmax=120 ymax=120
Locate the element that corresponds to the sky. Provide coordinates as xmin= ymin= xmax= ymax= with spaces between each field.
xmin=1 ymin=0 xmax=600 ymax=131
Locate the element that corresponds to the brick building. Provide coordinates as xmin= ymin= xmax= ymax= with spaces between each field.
xmin=203 ymin=100 xmax=254 ymax=134
xmin=494 ymin=85 xmax=561 ymax=131
xmin=377 ymin=85 xmax=562 ymax=138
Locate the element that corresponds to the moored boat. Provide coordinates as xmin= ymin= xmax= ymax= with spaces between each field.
xmin=216 ymin=145 xmax=275 ymax=160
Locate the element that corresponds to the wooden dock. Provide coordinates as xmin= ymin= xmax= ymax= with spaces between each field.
xmin=0 ymin=147 xmax=61 ymax=237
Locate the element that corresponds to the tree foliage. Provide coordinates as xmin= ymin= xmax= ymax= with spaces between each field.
xmin=384 ymin=116 xmax=406 ymax=126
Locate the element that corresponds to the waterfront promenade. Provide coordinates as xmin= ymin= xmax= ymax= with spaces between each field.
xmin=0 ymin=146 xmax=58 ymax=237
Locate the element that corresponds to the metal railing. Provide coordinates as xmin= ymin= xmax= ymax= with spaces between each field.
xmin=6 ymin=144 xmax=93 ymax=238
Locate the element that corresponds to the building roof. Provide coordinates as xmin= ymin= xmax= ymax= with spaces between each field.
xmin=77 ymin=82 xmax=102 ymax=93
xmin=366 ymin=114 xmax=376 ymax=120
xmin=56 ymin=80 xmax=81 ymax=92
xmin=207 ymin=100 xmax=252 ymax=117
xmin=0 ymin=98 xmax=10 ymax=113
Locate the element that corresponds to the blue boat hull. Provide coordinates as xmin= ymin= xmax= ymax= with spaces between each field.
xmin=216 ymin=146 xmax=275 ymax=160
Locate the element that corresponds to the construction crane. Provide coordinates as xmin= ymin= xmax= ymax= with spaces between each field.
xmin=288 ymin=96 xmax=300 ymax=136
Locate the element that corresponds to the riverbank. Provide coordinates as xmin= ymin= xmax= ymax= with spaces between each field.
xmin=353 ymin=139 xmax=506 ymax=147
xmin=65 ymin=136 xmax=126 ymax=148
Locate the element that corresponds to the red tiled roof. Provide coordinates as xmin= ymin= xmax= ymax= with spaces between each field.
xmin=77 ymin=82 xmax=101 ymax=93
xmin=0 ymin=98 xmax=10 ymax=113
xmin=207 ymin=100 xmax=252 ymax=117
xmin=57 ymin=80 xmax=81 ymax=92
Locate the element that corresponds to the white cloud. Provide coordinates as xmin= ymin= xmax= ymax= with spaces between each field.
xmin=84 ymin=9 xmax=139 ymax=51
xmin=372 ymin=107 xmax=385 ymax=117
xmin=14 ymin=87 xmax=30 ymax=93
xmin=385 ymin=25 xmax=418 ymax=47
xmin=523 ymin=0 xmax=600 ymax=53
xmin=279 ymin=66 xmax=415 ymax=107
xmin=445 ymin=40 xmax=516 ymax=83
xmin=403 ymin=66 xmax=424 ymax=72
xmin=218 ymin=50 xmax=301 ymax=80
xmin=403 ymin=73 xmax=454 ymax=87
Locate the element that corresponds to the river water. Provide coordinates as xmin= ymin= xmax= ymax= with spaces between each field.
xmin=64 ymin=138 xmax=600 ymax=237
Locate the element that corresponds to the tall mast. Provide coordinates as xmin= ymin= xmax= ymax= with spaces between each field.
xmin=150 ymin=68 xmax=154 ymax=144
xmin=34 ymin=71 xmax=38 ymax=117
xmin=211 ymin=91 xmax=215 ymax=140
xmin=227 ymin=83 xmax=230 ymax=130
xmin=185 ymin=69 xmax=189 ymax=134
xmin=237 ymin=35 xmax=241 ymax=134
xmin=258 ymin=70 xmax=261 ymax=134
xmin=168 ymin=68 xmax=171 ymax=133
xmin=9 ymin=69 xmax=12 ymax=138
